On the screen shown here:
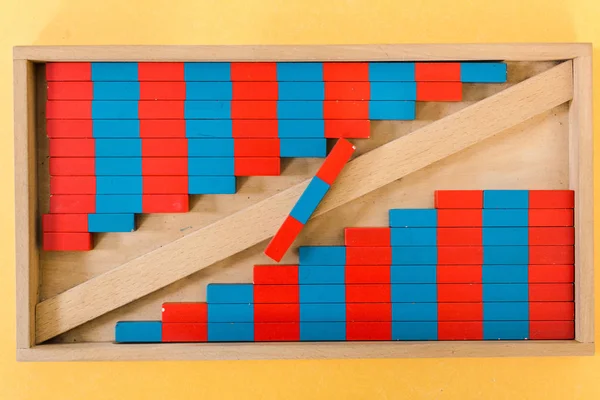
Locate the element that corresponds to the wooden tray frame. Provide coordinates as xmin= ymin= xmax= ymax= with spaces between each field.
xmin=13 ymin=44 xmax=594 ymax=361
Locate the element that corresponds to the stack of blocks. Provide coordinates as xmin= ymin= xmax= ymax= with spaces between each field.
xmin=42 ymin=61 xmax=506 ymax=251
xmin=115 ymin=189 xmax=574 ymax=343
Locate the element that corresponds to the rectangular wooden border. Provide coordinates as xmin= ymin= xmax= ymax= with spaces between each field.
xmin=14 ymin=44 xmax=594 ymax=361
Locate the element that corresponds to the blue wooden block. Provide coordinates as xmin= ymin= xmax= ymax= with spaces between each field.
xmin=96 ymin=195 xmax=142 ymax=213
xmin=88 ymin=213 xmax=135 ymax=233
xmin=115 ymin=321 xmax=162 ymax=343
xmin=95 ymin=139 xmax=141 ymax=157
xmin=208 ymin=322 xmax=254 ymax=342
xmin=483 ymin=190 xmax=529 ymax=209
xmin=280 ymin=138 xmax=327 ymax=158
xmin=483 ymin=302 xmax=529 ymax=321
xmin=389 ymin=209 xmax=437 ymax=228
xmin=277 ymin=62 xmax=323 ymax=81
xmin=208 ymin=304 xmax=254 ymax=323
xmin=483 ymin=321 xmax=529 ymax=340
xmin=461 ymin=62 xmax=507 ymax=83
xmin=96 ymin=176 xmax=142 ymax=194
xmin=93 ymin=120 xmax=140 ymax=138
xmin=185 ymin=101 xmax=231 ymax=119
xmin=392 ymin=322 xmax=437 ymax=340
xmin=299 ymin=266 xmax=345 ymax=284
xmin=289 ymin=177 xmax=331 ymax=224
xmin=484 ymin=246 xmax=528 ymax=264
xmin=186 ymin=82 xmax=233 ymax=100
xmin=370 ymin=82 xmax=417 ymax=101
xmin=278 ymin=82 xmax=325 ymax=100
xmin=95 ymin=158 xmax=142 ymax=176
xmin=391 ymin=284 xmax=437 ymax=302
xmin=278 ymin=120 xmax=325 ymax=138
xmin=92 ymin=62 xmax=138 ymax=81
xmin=188 ymin=158 xmax=235 ymax=175
xmin=483 ymin=284 xmax=529 ymax=302
xmin=390 ymin=265 xmax=437 ymax=283
xmin=184 ymin=62 xmax=231 ymax=81
xmin=482 ymin=227 xmax=528 ymax=246
xmin=369 ymin=62 xmax=415 ymax=82
xmin=482 ymin=265 xmax=528 ymax=283
xmin=390 ymin=227 xmax=437 ymax=246
xmin=278 ymin=101 xmax=323 ymax=119
xmin=206 ymin=283 xmax=253 ymax=304
xmin=188 ymin=176 xmax=236 ymax=194
xmin=92 ymin=101 xmax=138 ymax=119
xmin=392 ymin=247 xmax=438 ymax=265
xmin=299 ymin=285 xmax=345 ymax=303
xmin=369 ymin=101 xmax=415 ymax=120
xmin=482 ymin=209 xmax=528 ymax=227
xmin=300 ymin=303 xmax=346 ymax=322
xmin=187 ymin=138 xmax=234 ymax=157
xmin=392 ymin=303 xmax=437 ymax=321
xmin=299 ymin=246 xmax=346 ymax=265
xmin=186 ymin=120 xmax=233 ymax=137
xmin=300 ymin=322 xmax=345 ymax=341
xmin=94 ymin=82 xmax=140 ymax=100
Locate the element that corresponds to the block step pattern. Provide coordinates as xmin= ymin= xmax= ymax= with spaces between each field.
xmin=115 ymin=189 xmax=575 ymax=343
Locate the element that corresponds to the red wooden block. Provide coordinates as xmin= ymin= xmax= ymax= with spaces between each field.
xmin=438 ymin=246 xmax=483 ymax=265
xmin=47 ymin=82 xmax=93 ymax=100
xmin=233 ymin=82 xmax=278 ymax=100
xmin=529 ymin=246 xmax=574 ymax=265
xmin=529 ymin=190 xmax=574 ymax=209
xmin=437 ymin=284 xmax=482 ymax=302
xmin=50 ymin=195 xmax=95 ymax=213
xmin=529 ymin=302 xmax=574 ymax=321
xmin=142 ymin=138 xmax=188 ymax=157
xmin=346 ymin=284 xmax=391 ymax=303
xmin=437 ymin=265 xmax=482 ymax=283
xmin=437 ymin=227 xmax=482 ymax=246
xmin=138 ymin=62 xmax=185 ymax=81
xmin=162 ymin=323 xmax=207 ymax=342
xmin=140 ymin=120 xmax=186 ymax=138
xmin=254 ymin=285 xmax=299 ymax=303
xmin=437 ymin=209 xmax=482 ymax=227
xmin=140 ymin=82 xmax=186 ymax=100
xmin=230 ymin=62 xmax=277 ymax=81
xmin=234 ymin=138 xmax=280 ymax=157
xmin=415 ymin=62 xmax=461 ymax=81
xmin=324 ymin=120 xmax=370 ymax=139
xmin=142 ymin=194 xmax=189 ymax=213
xmin=529 ymin=321 xmax=574 ymax=340
xmin=46 ymin=120 xmax=93 ymax=138
xmin=345 ymin=227 xmax=391 ymax=247
xmin=234 ymin=157 xmax=281 ymax=176
xmin=528 ymin=265 xmax=574 ymax=283
xmin=138 ymin=101 xmax=185 ymax=119
xmin=49 ymin=139 xmax=95 ymax=158
xmin=49 ymin=158 xmax=95 ymax=176
xmin=254 ymin=322 xmax=300 ymax=341
xmin=529 ymin=227 xmax=574 ymax=245
xmin=50 ymin=176 xmax=96 ymax=195
xmin=528 ymin=209 xmax=573 ymax=227
xmin=143 ymin=176 xmax=188 ymax=194
xmin=232 ymin=120 xmax=279 ymax=138
xmin=254 ymin=303 xmax=299 ymax=323
xmin=323 ymin=63 xmax=369 ymax=81
xmin=438 ymin=303 xmax=483 ymax=321
xmin=231 ymin=101 xmax=277 ymax=119
xmin=42 ymin=214 xmax=88 ymax=232
xmin=315 ymin=138 xmax=356 ymax=185
xmin=323 ymin=101 xmax=369 ymax=119
xmin=142 ymin=158 xmax=188 ymax=175
xmin=162 ymin=302 xmax=208 ymax=323
xmin=417 ymin=82 xmax=462 ymax=101
xmin=529 ymin=283 xmax=573 ymax=302
xmin=43 ymin=232 xmax=93 ymax=251
xmin=346 ymin=303 xmax=392 ymax=321
xmin=325 ymin=82 xmax=370 ymax=101
xmin=253 ymin=265 xmax=299 ymax=285
xmin=345 ymin=266 xmax=391 ymax=284
xmin=46 ymin=101 xmax=92 ymax=119
xmin=46 ymin=63 xmax=91 ymax=81
xmin=434 ymin=190 xmax=483 ymax=209
xmin=345 ymin=247 xmax=392 ymax=265
xmin=346 ymin=322 xmax=391 ymax=341
xmin=438 ymin=321 xmax=483 ymax=340
xmin=264 ymin=215 xmax=304 ymax=262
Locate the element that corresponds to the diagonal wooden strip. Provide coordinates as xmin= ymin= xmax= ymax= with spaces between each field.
xmin=35 ymin=61 xmax=573 ymax=344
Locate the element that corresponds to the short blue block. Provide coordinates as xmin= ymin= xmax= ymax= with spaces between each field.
xmin=96 ymin=176 xmax=142 ymax=194
xmin=370 ymin=82 xmax=417 ymax=101
xmin=95 ymin=139 xmax=141 ymax=157
xmin=299 ymin=266 xmax=345 ymax=284
xmin=392 ymin=303 xmax=437 ymax=321
xmin=391 ymin=265 xmax=437 ymax=284
xmin=289 ymin=177 xmax=330 ymax=224
xmin=88 ymin=213 xmax=135 ymax=233
xmin=392 ymin=322 xmax=437 ymax=340
xmin=300 ymin=303 xmax=346 ymax=322
xmin=483 ymin=302 xmax=529 ymax=321
xmin=186 ymin=120 xmax=233 ymax=137
xmin=93 ymin=120 xmax=140 ymax=138
xmin=186 ymin=82 xmax=233 ymax=100
xmin=188 ymin=176 xmax=236 ymax=194
xmin=96 ymin=195 xmax=142 ymax=213
xmin=115 ymin=321 xmax=162 ymax=343
xmin=208 ymin=304 xmax=254 ymax=323
xmin=369 ymin=101 xmax=416 ymax=120
xmin=94 ymin=82 xmax=140 ymax=100
xmin=482 ymin=210 xmax=528 ymax=227
xmin=280 ymin=138 xmax=327 ymax=158
xmin=278 ymin=101 xmax=323 ymax=119
xmin=208 ymin=323 xmax=254 ymax=342
xmin=188 ymin=158 xmax=235 ymax=175
xmin=483 ymin=321 xmax=529 ymax=340
xmin=483 ymin=227 xmax=528 ymax=246
xmin=482 ymin=265 xmax=528 ymax=283
xmin=369 ymin=62 xmax=415 ymax=82
xmin=299 ymin=285 xmax=345 ymax=303
xmin=206 ymin=283 xmax=253 ymax=304
xmin=184 ymin=62 xmax=231 ymax=81
xmin=278 ymin=82 xmax=325 ymax=100
xmin=185 ymin=101 xmax=231 ymax=119
xmin=390 ymin=228 xmax=437 ymax=246
xmin=278 ymin=120 xmax=325 ymax=138
xmin=298 ymin=246 xmax=346 ymax=265
xmin=300 ymin=322 xmax=345 ymax=341
xmin=95 ymin=158 xmax=142 ymax=176
xmin=392 ymin=247 xmax=438 ymax=265
xmin=92 ymin=62 xmax=138 ymax=81
xmin=277 ymin=62 xmax=323 ymax=81
xmin=483 ymin=190 xmax=529 ymax=209
xmin=484 ymin=246 xmax=529 ymax=264
xmin=92 ymin=101 xmax=138 ymax=119
xmin=188 ymin=139 xmax=234 ymax=157
xmin=389 ymin=209 xmax=437 ymax=227
xmin=391 ymin=284 xmax=437 ymax=302
xmin=483 ymin=284 xmax=529 ymax=302
xmin=461 ymin=62 xmax=507 ymax=83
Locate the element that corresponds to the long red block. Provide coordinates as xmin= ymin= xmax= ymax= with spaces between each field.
xmin=438 ymin=303 xmax=483 ymax=321
xmin=46 ymin=101 xmax=92 ymax=119
xmin=140 ymin=82 xmax=186 ymax=100
xmin=162 ymin=302 xmax=207 ymax=323
xmin=529 ymin=321 xmax=574 ymax=340
xmin=529 ymin=283 xmax=573 ymax=301
xmin=49 ymin=158 xmax=95 ymax=176
xmin=42 ymin=214 xmax=88 ymax=232
xmin=231 ymin=101 xmax=277 ymax=119
xmin=528 ymin=209 xmax=573 ymax=227
xmin=415 ymin=63 xmax=461 ymax=81
xmin=254 ymin=322 xmax=300 ymax=341
xmin=437 ymin=209 xmax=482 ymax=227
xmin=417 ymin=82 xmax=462 ymax=101
xmin=529 ymin=246 xmax=574 ymax=265
xmin=264 ymin=215 xmax=304 ymax=262
xmin=232 ymin=120 xmax=279 ymax=138
xmin=528 ymin=265 xmax=574 ymax=283
xmin=325 ymin=82 xmax=370 ymax=100
xmin=529 ymin=302 xmax=574 ymax=321
xmin=438 ymin=322 xmax=483 ymax=340
xmin=323 ymin=101 xmax=369 ymax=119
xmin=346 ymin=247 xmax=392 ymax=265
xmin=437 ymin=228 xmax=482 ymax=246
xmin=47 ymin=82 xmax=93 ymax=100
xmin=231 ymin=63 xmax=277 ymax=81
xmin=437 ymin=265 xmax=482 ymax=283
xmin=346 ymin=284 xmax=391 ymax=303
xmin=233 ymin=82 xmax=278 ymax=100
xmin=253 ymin=265 xmax=299 ymax=285
xmin=438 ymin=246 xmax=483 ymax=265
xmin=324 ymin=120 xmax=370 ymax=139
xmin=254 ymin=285 xmax=299 ymax=303
xmin=143 ymin=176 xmax=188 ymax=194
xmin=529 ymin=190 xmax=574 ymax=208
xmin=529 ymin=227 xmax=574 ymax=245
xmin=234 ymin=157 xmax=280 ymax=176
xmin=49 ymin=139 xmax=95 ymax=158
xmin=140 ymin=120 xmax=186 ymax=138
xmin=323 ymin=63 xmax=369 ymax=81
xmin=437 ymin=284 xmax=482 ymax=302
xmin=315 ymin=138 xmax=356 ymax=185
xmin=347 ymin=322 xmax=391 ymax=341
xmin=142 ymin=158 xmax=188 ymax=175
xmin=138 ymin=101 xmax=185 ymax=119
xmin=234 ymin=138 xmax=280 ymax=157
xmin=142 ymin=138 xmax=187 ymax=157
xmin=138 ymin=62 xmax=185 ymax=81
xmin=434 ymin=190 xmax=483 ymax=208
xmin=43 ymin=232 xmax=93 ymax=251
xmin=162 ymin=323 xmax=207 ymax=342
xmin=345 ymin=227 xmax=391 ymax=247
xmin=142 ymin=194 xmax=189 ymax=213
xmin=346 ymin=303 xmax=392 ymax=321
xmin=50 ymin=176 xmax=95 ymax=195
xmin=345 ymin=266 xmax=390 ymax=284
xmin=47 ymin=120 xmax=93 ymax=138
xmin=50 ymin=195 xmax=95 ymax=213
xmin=254 ymin=303 xmax=299 ymax=323
xmin=46 ymin=63 xmax=91 ymax=81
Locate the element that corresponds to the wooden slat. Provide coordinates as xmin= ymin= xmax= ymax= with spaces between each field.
xmin=34 ymin=61 xmax=574 ymax=344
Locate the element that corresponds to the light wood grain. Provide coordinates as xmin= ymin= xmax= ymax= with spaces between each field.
xmin=34 ymin=61 xmax=574 ymax=344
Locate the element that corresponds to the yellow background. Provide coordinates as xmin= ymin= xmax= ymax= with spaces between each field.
xmin=0 ymin=0 xmax=598 ymax=398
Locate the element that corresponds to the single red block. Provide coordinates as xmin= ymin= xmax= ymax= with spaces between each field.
xmin=529 ymin=227 xmax=574 ymax=246
xmin=47 ymin=81 xmax=93 ymax=100
xmin=346 ymin=247 xmax=392 ymax=265
xmin=529 ymin=246 xmax=574 ymax=265
xmin=255 ymin=322 xmax=300 ymax=341
xmin=162 ymin=302 xmax=207 ymax=323
xmin=324 ymin=120 xmax=370 ymax=139
xmin=230 ymin=62 xmax=277 ymax=81
xmin=437 ymin=284 xmax=482 ymax=302
xmin=434 ymin=190 xmax=483 ymax=208
xmin=346 ymin=303 xmax=392 ymax=321
xmin=50 ymin=195 xmax=95 ymax=213
xmin=138 ymin=62 xmax=185 ymax=81
xmin=46 ymin=120 xmax=93 ymax=138
xmin=143 ymin=176 xmax=188 ymax=194
xmin=49 ymin=158 xmax=95 ymax=176
xmin=43 ymin=232 xmax=93 ymax=251
xmin=50 ymin=176 xmax=96 ymax=195
xmin=438 ymin=321 xmax=483 ymax=340
xmin=162 ymin=323 xmax=207 ymax=342
xmin=142 ymin=157 xmax=188 ymax=175
xmin=254 ymin=285 xmax=299 ymax=303
xmin=345 ymin=266 xmax=391 ymax=284
xmin=437 ymin=265 xmax=482 ymax=283
xmin=231 ymin=101 xmax=277 ymax=119
xmin=417 ymin=82 xmax=462 ymax=101
xmin=529 ymin=302 xmax=574 ymax=321
xmin=140 ymin=82 xmax=186 ymax=100
xmin=347 ymin=321 xmax=391 ymax=341
xmin=234 ymin=157 xmax=280 ymax=176
xmin=438 ymin=246 xmax=483 ymax=265
xmin=254 ymin=303 xmax=299 ymax=323
xmin=325 ymin=82 xmax=370 ymax=101
xmin=232 ymin=120 xmax=279 ymax=138
xmin=529 ymin=283 xmax=573 ymax=302
xmin=528 ymin=264 xmax=574 ymax=283
xmin=138 ymin=101 xmax=185 ymax=119
xmin=46 ymin=101 xmax=92 ymax=119
xmin=437 ymin=209 xmax=482 ymax=227
xmin=529 ymin=321 xmax=574 ymax=340
xmin=264 ymin=215 xmax=304 ymax=262
xmin=438 ymin=303 xmax=483 ymax=321
xmin=346 ymin=284 xmax=391 ymax=303
xmin=234 ymin=138 xmax=280 ymax=157
xmin=315 ymin=138 xmax=356 ymax=185
xmin=323 ymin=101 xmax=369 ymax=119
xmin=49 ymin=138 xmax=95 ymax=158
xmin=140 ymin=120 xmax=186 ymax=138
xmin=528 ymin=209 xmax=573 ymax=227
xmin=233 ymin=82 xmax=278 ymax=100
xmin=42 ymin=214 xmax=88 ymax=232
xmin=437 ymin=227 xmax=482 ymax=246
xmin=46 ymin=63 xmax=91 ymax=81
xmin=529 ymin=190 xmax=574 ymax=209
xmin=142 ymin=194 xmax=189 ymax=213
xmin=323 ymin=63 xmax=369 ymax=81
xmin=142 ymin=138 xmax=188 ymax=157
xmin=415 ymin=63 xmax=461 ymax=81
xmin=253 ymin=265 xmax=299 ymax=285
xmin=345 ymin=227 xmax=391 ymax=247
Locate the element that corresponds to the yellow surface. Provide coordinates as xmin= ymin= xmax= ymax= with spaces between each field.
xmin=0 ymin=0 xmax=598 ymax=398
